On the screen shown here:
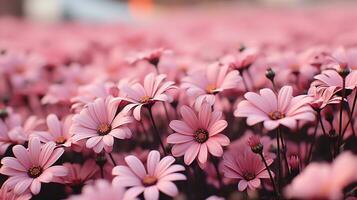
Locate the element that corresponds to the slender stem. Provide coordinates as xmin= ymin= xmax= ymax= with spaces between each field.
xmin=148 ymin=108 xmax=167 ymax=155
xmin=307 ymin=119 xmax=319 ymax=163
xmin=108 ymin=152 xmax=117 ymax=166
xmin=259 ymin=153 xmax=279 ymax=198
xmin=280 ymin=131 xmax=290 ymax=176
xmin=100 ymin=166 xmax=104 ymax=178
xmin=240 ymin=70 xmax=249 ymax=92
xmin=342 ymin=91 xmax=357 ymax=138
xmin=276 ymin=127 xmax=281 ymax=193
xmin=337 ymin=78 xmax=346 ymax=154
xmin=318 ymin=112 xmax=327 ymax=135
xmin=212 ymin=157 xmax=223 ymax=189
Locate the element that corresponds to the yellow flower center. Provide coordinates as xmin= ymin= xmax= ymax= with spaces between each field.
xmin=206 ymin=84 xmax=217 ymax=94
xmin=269 ymin=111 xmax=285 ymax=120
xmin=97 ymin=123 xmax=111 ymax=135
xmin=142 ymin=175 xmax=157 ymax=186
xmin=55 ymin=136 xmax=66 ymax=144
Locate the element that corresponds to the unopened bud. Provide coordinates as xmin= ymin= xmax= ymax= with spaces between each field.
xmin=337 ymin=67 xmax=351 ymax=78
xmin=247 ymin=135 xmax=263 ymax=154
xmin=265 ymin=68 xmax=275 ymax=81
xmin=0 ymin=109 xmax=8 ymax=120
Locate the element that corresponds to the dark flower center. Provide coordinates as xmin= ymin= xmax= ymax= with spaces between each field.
xmin=269 ymin=111 xmax=285 ymax=120
xmin=97 ymin=123 xmax=111 ymax=135
xmin=142 ymin=175 xmax=157 ymax=186
xmin=28 ymin=166 xmax=43 ymax=178
xmin=55 ymin=136 xmax=66 ymax=144
xmin=194 ymin=128 xmax=209 ymax=143
xmin=243 ymin=172 xmax=256 ymax=181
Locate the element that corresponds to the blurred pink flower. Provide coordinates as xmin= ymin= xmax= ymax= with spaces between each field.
xmin=59 ymin=160 xmax=99 ymax=187
xmin=0 ymin=187 xmax=31 ymax=200
xmin=71 ymin=97 xmax=133 ymax=153
xmin=112 ymin=150 xmax=186 ymax=200
xmin=235 ymin=86 xmax=315 ymax=130
xmin=68 ymin=179 xmax=125 ymax=200
xmin=222 ymin=146 xmax=273 ymax=191
xmin=181 ymin=62 xmax=241 ymax=109
xmin=312 ymin=69 xmax=357 ymax=92
xmin=0 ymin=137 xmax=67 ymax=195
xmin=308 ymin=85 xmax=341 ymax=110
xmin=167 ymin=102 xmax=230 ymax=165
xmin=31 ymin=114 xmax=73 ymax=147
xmin=119 ymin=73 xmax=176 ymax=120
xmin=285 ymin=151 xmax=357 ymax=200
xmin=129 ymin=48 xmax=172 ymax=66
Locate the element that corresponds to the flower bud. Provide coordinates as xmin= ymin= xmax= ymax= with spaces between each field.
xmin=0 ymin=108 xmax=8 ymax=120
xmin=337 ymin=67 xmax=351 ymax=78
xmin=247 ymin=135 xmax=263 ymax=154
xmin=265 ymin=68 xmax=275 ymax=82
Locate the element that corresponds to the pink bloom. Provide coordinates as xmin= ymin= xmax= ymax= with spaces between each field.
xmin=0 ymin=137 xmax=67 ymax=195
xmin=31 ymin=114 xmax=73 ymax=147
xmin=235 ymin=86 xmax=315 ymax=130
xmin=68 ymin=180 xmax=125 ymax=200
xmin=312 ymin=69 xmax=357 ymax=92
xmin=220 ymin=47 xmax=258 ymax=71
xmin=167 ymin=102 xmax=230 ymax=165
xmin=119 ymin=73 xmax=176 ymax=120
xmin=71 ymin=97 xmax=133 ymax=153
xmin=130 ymin=48 xmax=172 ymax=66
xmin=112 ymin=150 xmax=186 ymax=200
xmin=0 ymin=187 xmax=31 ymax=200
xmin=285 ymin=151 xmax=357 ymax=200
xmin=181 ymin=62 xmax=241 ymax=109
xmin=59 ymin=160 xmax=99 ymax=187
xmin=222 ymin=146 xmax=273 ymax=191
xmin=308 ymin=85 xmax=341 ymax=110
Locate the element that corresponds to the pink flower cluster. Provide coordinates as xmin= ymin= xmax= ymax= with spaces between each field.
xmin=1 ymin=6 xmax=357 ymax=200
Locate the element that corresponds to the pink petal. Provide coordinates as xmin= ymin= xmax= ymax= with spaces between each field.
xmin=180 ymin=105 xmax=199 ymax=130
xmin=167 ymin=133 xmax=193 ymax=144
xmin=169 ymin=120 xmax=194 ymax=135
xmin=30 ymin=179 xmax=41 ymax=195
xmin=43 ymin=148 xmax=64 ymax=169
xmin=144 ymin=186 xmax=159 ymax=200
xmin=171 ymin=141 xmax=194 ymax=157
xmin=1 ymin=157 xmax=27 ymax=172
xmin=124 ymin=186 xmax=145 ymax=200
xmin=46 ymin=114 xmax=62 ymax=137
xmin=206 ymin=139 xmax=223 ymax=157
xmin=147 ymin=150 xmax=160 ymax=176
xmin=208 ymin=120 xmax=227 ymax=136
xmin=238 ymin=180 xmax=248 ymax=191
xmin=155 ymin=156 xmax=175 ymax=177
xmin=157 ymin=181 xmax=179 ymax=197
xmin=29 ymin=137 xmax=41 ymax=166
xmin=125 ymin=155 xmax=146 ymax=178
xmin=184 ymin=143 xmax=200 ymax=165
xmin=198 ymin=144 xmax=208 ymax=164
xmin=39 ymin=142 xmax=56 ymax=167
xmin=102 ymin=135 xmax=114 ymax=147
xmin=248 ymin=178 xmax=261 ymax=189
xmin=198 ymin=103 xmax=211 ymax=129
xmin=211 ymin=134 xmax=230 ymax=146
xmin=133 ymin=104 xmax=143 ymax=121
xmin=14 ymin=178 xmax=32 ymax=195
xmin=263 ymin=120 xmax=280 ymax=130
xmin=86 ymin=136 xmax=102 ymax=149
xmin=12 ymin=145 xmax=30 ymax=168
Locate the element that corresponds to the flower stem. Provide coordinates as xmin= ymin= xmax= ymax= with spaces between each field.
xmin=276 ymin=127 xmax=282 ymax=193
xmin=259 ymin=152 xmax=279 ymax=198
xmin=148 ymin=108 xmax=167 ymax=155
xmin=318 ymin=111 xmax=327 ymax=135
xmin=212 ymin=157 xmax=223 ymax=189
xmin=307 ymin=118 xmax=319 ymax=163
xmin=342 ymin=91 xmax=357 ymax=138
xmin=279 ymin=131 xmax=290 ymax=176
xmin=108 ymin=152 xmax=117 ymax=166
xmin=337 ymin=77 xmax=346 ymax=155
xmin=239 ymin=70 xmax=249 ymax=92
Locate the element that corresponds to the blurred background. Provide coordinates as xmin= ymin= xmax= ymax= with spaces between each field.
xmin=1 ymin=0 xmax=356 ymax=23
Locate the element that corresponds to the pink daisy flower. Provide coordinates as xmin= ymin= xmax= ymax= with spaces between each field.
xmin=31 ymin=114 xmax=73 ymax=147
xmin=68 ymin=180 xmax=125 ymax=200
xmin=235 ymin=86 xmax=315 ymax=130
xmin=130 ymin=48 xmax=172 ymax=67
xmin=308 ymin=85 xmax=341 ymax=110
xmin=59 ymin=160 xmax=99 ymax=188
xmin=285 ymin=151 xmax=357 ymax=200
xmin=222 ymin=146 xmax=273 ymax=191
xmin=312 ymin=69 xmax=357 ymax=92
xmin=119 ymin=73 xmax=176 ymax=121
xmin=112 ymin=150 xmax=186 ymax=200
xmin=0 ymin=187 xmax=31 ymax=200
xmin=71 ymin=97 xmax=133 ymax=153
xmin=167 ymin=102 xmax=230 ymax=165
xmin=0 ymin=137 xmax=67 ymax=195
xmin=181 ymin=62 xmax=241 ymax=109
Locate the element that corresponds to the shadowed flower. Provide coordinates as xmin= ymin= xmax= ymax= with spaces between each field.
xmin=181 ymin=62 xmax=241 ymax=109
xmin=0 ymin=187 xmax=31 ymax=200
xmin=0 ymin=137 xmax=67 ymax=195
xmin=112 ymin=150 xmax=186 ymax=200
xmin=167 ymin=102 xmax=230 ymax=165
xmin=119 ymin=73 xmax=176 ymax=120
xmin=312 ymin=69 xmax=357 ymax=93
xmin=68 ymin=179 xmax=125 ymax=200
xmin=285 ymin=151 xmax=357 ymax=200
xmin=32 ymin=114 xmax=73 ymax=147
xmin=235 ymin=86 xmax=315 ymax=130
xmin=71 ymin=97 xmax=133 ymax=153
xmin=222 ymin=146 xmax=273 ymax=191
xmin=308 ymin=86 xmax=341 ymax=110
